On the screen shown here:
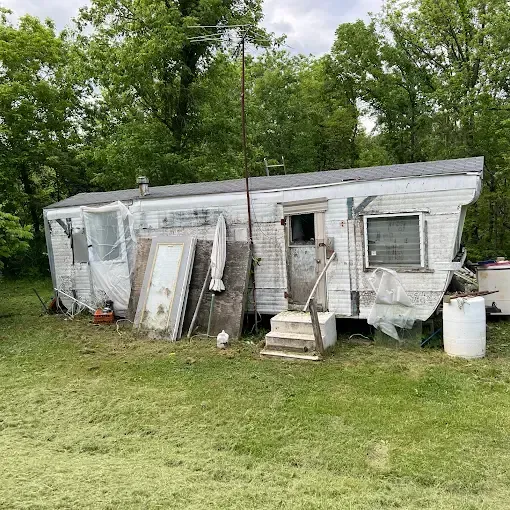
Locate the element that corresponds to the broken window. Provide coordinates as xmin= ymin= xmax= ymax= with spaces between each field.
xmin=290 ymin=213 xmax=315 ymax=245
xmin=366 ymin=214 xmax=422 ymax=267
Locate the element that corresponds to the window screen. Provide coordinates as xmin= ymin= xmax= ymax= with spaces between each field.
xmin=366 ymin=215 xmax=421 ymax=267
xmin=87 ymin=211 xmax=121 ymax=261
xmin=290 ymin=213 xmax=315 ymax=245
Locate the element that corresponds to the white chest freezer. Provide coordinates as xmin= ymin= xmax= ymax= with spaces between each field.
xmin=477 ymin=261 xmax=510 ymax=315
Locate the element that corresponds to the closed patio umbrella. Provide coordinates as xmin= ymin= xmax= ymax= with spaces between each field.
xmin=209 ymin=214 xmax=226 ymax=292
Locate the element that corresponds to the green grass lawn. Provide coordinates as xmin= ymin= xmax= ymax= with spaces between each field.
xmin=2 ymin=279 xmax=510 ymax=509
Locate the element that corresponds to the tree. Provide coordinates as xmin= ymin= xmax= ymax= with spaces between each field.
xmin=329 ymin=1 xmax=510 ymax=258
xmin=246 ymin=49 xmax=358 ymax=175
xmin=382 ymin=0 xmax=510 ymax=258
xmin=0 ymin=10 xmax=89 ymax=233
xmin=0 ymin=211 xmax=32 ymax=270
xmin=78 ymin=0 xmax=264 ymax=188
xmin=330 ymin=20 xmax=433 ymax=164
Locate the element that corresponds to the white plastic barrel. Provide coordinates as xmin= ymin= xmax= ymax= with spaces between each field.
xmin=443 ymin=296 xmax=486 ymax=359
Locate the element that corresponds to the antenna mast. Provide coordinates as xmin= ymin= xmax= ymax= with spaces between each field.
xmin=188 ymin=25 xmax=258 ymax=331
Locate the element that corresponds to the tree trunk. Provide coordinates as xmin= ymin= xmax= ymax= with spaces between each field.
xmin=172 ymin=46 xmax=199 ymax=150
xmin=19 ymin=165 xmax=40 ymax=233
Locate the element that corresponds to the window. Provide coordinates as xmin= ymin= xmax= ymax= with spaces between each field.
xmin=365 ymin=214 xmax=423 ymax=267
xmin=290 ymin=213 xmax=315 ymax=245
xmin=72 ymin=227 xmax=89 ymax=264
xmin=86 ymin=211 xmax=121 ymax=261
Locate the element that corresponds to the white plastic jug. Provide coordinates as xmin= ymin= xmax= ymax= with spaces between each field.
xmin=217 ymin=330 xmax=229 ymax=349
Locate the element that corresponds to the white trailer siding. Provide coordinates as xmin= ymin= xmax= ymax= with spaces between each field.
xmin=323 ymin=198 xmax=351 ymax=316
xmin=44 ymin=162 xmax=482 ymax=321
xmin=47 ymin=215 xmax=92 ymax=310
xmin=353 ymin=187 xmax=477 ymax=320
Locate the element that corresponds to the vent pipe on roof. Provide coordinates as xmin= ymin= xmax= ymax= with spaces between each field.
xmin=137 ymin=176 xmax=149 ymax=197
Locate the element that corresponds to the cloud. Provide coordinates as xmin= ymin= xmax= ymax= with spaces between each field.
xmin=2 ymin=0 xmax=84 ymax=29
xmin=262 ymin=0 xmax=383 ymax=54
xmin=2 ymin=0 xmax=383 ymax=55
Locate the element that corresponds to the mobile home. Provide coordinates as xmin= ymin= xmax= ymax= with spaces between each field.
xmin=43 ymin=157 xmax=483 ymax=325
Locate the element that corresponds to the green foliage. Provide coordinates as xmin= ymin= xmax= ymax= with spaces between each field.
xmin=3 ymin=0 xmax=510 ymax=272
xmin=247 ymin=50 xmax=358 ymax=175
xmin=0 ymin=11 xmax=89 ymax=230
xmin=0 ymin=210 xmax=32 ymax=269
xmin=77 ymin=0 xmax=264 ymax=187
xmin=330 ymin=0 xmax=510 ymax=258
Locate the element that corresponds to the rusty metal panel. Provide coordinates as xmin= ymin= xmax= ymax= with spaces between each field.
xmin=127 ymin=237 xmax=153 ymax=321
xmin=181 ymin=241 xmax=251 ymax=340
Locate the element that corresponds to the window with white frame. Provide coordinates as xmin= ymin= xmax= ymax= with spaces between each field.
xmin=365 ymin=214 xmax=423 ymax=267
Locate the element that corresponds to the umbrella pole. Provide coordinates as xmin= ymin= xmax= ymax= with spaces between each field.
xmin=207 ymin=293 xmax=216 ymax=337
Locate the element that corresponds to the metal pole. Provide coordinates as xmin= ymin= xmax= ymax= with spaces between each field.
xmin=241 ymin=34 xmax=258 ymax=333
xmin=207 ymin=293 xmax=216 ymax=337
xmin=54 ymin=288 xmax=96 ymax=313
xmin=241 ymin=36 xmax=253 ymax=245
xmin=187 ymin=263 xmax=211 ymax=338
xmin=303 ymin=251 xmax=337 ymax=312
xmin=33 ymin=288 xmax=48 ymax=314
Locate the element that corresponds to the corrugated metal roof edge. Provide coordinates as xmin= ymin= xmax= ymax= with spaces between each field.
xmin=44 ymin=156 xmax=484 ymax=210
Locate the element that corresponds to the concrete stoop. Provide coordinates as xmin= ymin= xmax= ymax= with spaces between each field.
xmin=261 ymin=311 xmax=337 ymax=361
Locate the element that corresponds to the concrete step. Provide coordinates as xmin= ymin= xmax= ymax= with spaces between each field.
xmin=270 ymin=311 xmax=337 ymax=349
xmin=264 ymin=331 xmax=319 ymax=353
xmin=260 ymin=349 xmax=322 ymax=361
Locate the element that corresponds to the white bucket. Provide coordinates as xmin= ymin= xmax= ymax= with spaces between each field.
xmin=217 ymin=330 xmax=229 ymax=349
xmin=443 ymin=296 xmax=486 ymax=359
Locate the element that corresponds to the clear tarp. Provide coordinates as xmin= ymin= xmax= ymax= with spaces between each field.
xmin=81 ymin=201 xmax=136 ymax=315
xmin=367 ymin=267 xmax=416 ymax=340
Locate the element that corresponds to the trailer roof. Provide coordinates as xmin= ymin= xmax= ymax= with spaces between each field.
xmin=45 ymin=156 xmax=484 ymax=210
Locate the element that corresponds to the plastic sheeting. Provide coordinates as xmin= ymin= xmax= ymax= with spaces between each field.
xmin=81 ymin=201 xmax=136 ymax=315
xmin=367 ymin=267 xmax=416 ymax=340
xmin=209 ymin=214 xmax=226 ymax=292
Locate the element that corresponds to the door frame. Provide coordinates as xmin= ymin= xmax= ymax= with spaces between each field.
xmin=81 ymin=203 xmax=132 ymax=312
xmin=282 ymin=198 xmax=328 ymax=311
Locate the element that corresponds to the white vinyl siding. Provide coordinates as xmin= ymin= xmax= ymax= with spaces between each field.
xmin=365 ymin=213 xmax=423 ymax=268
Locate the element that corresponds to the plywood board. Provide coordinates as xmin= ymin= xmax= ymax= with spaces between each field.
xmin=134 ymin=236 xmax=196 ymax=340
xmin=182 ymin=241 xmax=251 ymax=340
xmin=127 ymin=237 xmax=153 ymax=321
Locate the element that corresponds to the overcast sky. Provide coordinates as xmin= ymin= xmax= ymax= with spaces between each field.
xmin=2 ymin=0 xmax=383 ymax=55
